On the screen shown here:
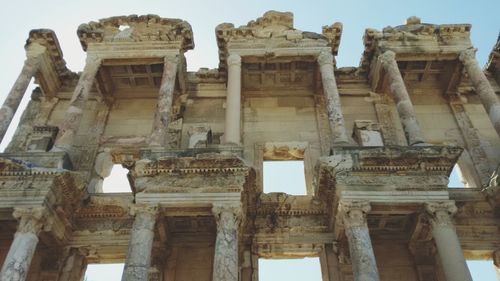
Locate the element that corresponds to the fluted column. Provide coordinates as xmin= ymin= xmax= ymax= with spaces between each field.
xmin=425 ymin=201 xmax=472 ymax=281
xmin=338 ymin=201 xmax=379 ymax=281
xmin=0 ymin=43 xmax=46 ymax=143
xmin=149 ymin=55 xmax=179 ymax=147
xmin=224 ymin=53 xmax=242 ymax=145
xmin=121 ymin=205 xmax=159 ymax=281
xmin=459 ymin=48 xmax=500 ymax=136
xmin=318 ymin=50 xmax=350 ymax=145
xmin=0 ymin=207 xmax=47 ymax=281
xmin=379 ymin=50 xmax=425 ymax=145
xmin=212 ymin=204 xmax=241 ymax=281
xmin=52 ymin=54 xmax=102 ymax=151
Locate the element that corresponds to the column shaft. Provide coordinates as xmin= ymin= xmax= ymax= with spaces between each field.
xmin=425 ymin=202 xmax=472 ymax=281
xmin=339 ymin=201 xmax=379 ymax=281
xmin=58 ymin=248 xmax=87 ymax=281
xmin=0 ymin=208 xmax=46 ymax=281
xmin=224 ymin=54 xmax=242 ymax=144
xmin=53 ymin=54 xmax=101 ymax=151
xmin=379 ymin=50 xmax=425 ymax=145
xmin=212 ymin=204 xmax=240 ymax=281
xmin=121 ymin=206 xmax=158 ymax=281
xmin=460 ymin=49 xmax=500 ymax=136
xmin=318 ymin=51 xmax=349 ymax=144
xmin=0 ymin=44 xmax=45 ymax=143
xmin=149 ymin=56 xmax=178 ymax=146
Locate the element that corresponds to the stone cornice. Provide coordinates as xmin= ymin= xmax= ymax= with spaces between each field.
xmin=486 ymin=33 xmax=500 ymax=74
xmin=360 ymin=17 xmax=472 ymax=74
xmin=215 ymin=11 xmax=341 ymax=75
xmin=322 ymin=146 xmax=462 ymax=174
xmin=27 ymin=29 xmax=78 ymax=87
xmin=132 ymin=155 xmax=249 ymax=177
xmin=77 ymin=15 xmax=194 ymax=52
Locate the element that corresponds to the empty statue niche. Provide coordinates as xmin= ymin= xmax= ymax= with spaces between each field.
xmin=258 ymin=257 xmax=322 ymax=281
xmin=102 ymin=164 xmax=133 ymax=193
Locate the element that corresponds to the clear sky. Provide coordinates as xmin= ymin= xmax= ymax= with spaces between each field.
xmin=0 ymin=0 xmax=499 ymax=280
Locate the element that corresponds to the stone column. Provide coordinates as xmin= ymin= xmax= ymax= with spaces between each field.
xmin=459 ymin=48 xmax=500 ymax=136
xmin=379 ymin=50 xmax=425 ymax=145
xmin=338 ymin=201 xmax=380 ymax=281
xmin=121 ymin=205 xmax=159 ymax=281
xmin=52 ymin=54 xmax=102 ymax=151
xmin=0 ymin=43 xmax=46 ymax=143
xmin=425 ymin=201 xmax=472 ymax=281
xmin=57 ymin=248 xmax=87 ymax=281
xmin=149 ymin=55 xmax=179 ymax=147
xmin=0 ymin=207 xmax=47 ymax=281
xmin=318 ymin=50 xmax=350 ymax=145
xmin=212 ymin=204 xmax=241 ymax=281
xmin=224 ymin=53 xmax=242 ymax=145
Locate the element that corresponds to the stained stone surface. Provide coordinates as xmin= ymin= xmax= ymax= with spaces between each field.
xmin=0 ymin=11 xmax=499 ymax=281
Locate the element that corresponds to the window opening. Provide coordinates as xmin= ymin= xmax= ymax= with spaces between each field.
xmin=84 ymin=263 xmax=124 ymax=281
xmin=263 ymin=160 xmax=306 ymax=195
xmin=259 ymin=258 xmax=322 ymax=281
xmin=466 ymin=260 xmax=497 ymax=281
xmin=448 ymin=164 xmax=466 ymax=188
xmin=102 ymin=164 xmax=132 ymax=193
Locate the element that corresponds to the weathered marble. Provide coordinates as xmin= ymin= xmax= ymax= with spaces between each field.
xmin=0 ymin=208 xmax=46 ymax=281
xmin=52 ymin=54 xmax=102 ymax=151
xmin=57 ymin=248 xmax=87 ymax=281
xmin=339 ymin=201 xmax=380 ymax=281
xmin=0 ymin=43 xmax=45 ymax=143
xmin=318 ymin=51 xmax=349 ymax=145
xmin=224 ymin=53 xmax=241 ymax=145
xmin=149 ymin=56 xmax=179 ymax=147
xmin=459 ymin=48 xmax=500 ymax=136
xmin=425 ymin=201 xmax=472 ymax=281
xmin=212 ymin=204 xmax=240 ymax=281
xmin=121 ymin=205 xmax=158 ymax=281
xmin=379 ymin=50 xmax=425 ymax=145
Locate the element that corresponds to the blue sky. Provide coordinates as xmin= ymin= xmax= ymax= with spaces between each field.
xmin=1 ymin=0 xmax=499 ymax=280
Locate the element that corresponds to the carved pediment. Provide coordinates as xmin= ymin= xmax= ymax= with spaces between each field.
xmin=77 ymin=14 xmax=194 ymax=51
xmin=215 ymin=11 xmax=342 ymax=74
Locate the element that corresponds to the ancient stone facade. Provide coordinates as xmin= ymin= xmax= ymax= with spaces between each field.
xmin=0 ymin=11 xmax=499 ymax=281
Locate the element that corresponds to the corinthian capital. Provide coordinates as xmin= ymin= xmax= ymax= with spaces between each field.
xmin=130 ymin=204 xmax=159 ymax=231
xmin=425 ymin=201 xmax=458 ymax=227
xmin=212 ymin=203 xmax=241 ymax=230
xmin=338 ymin=200 xmax=371 ymax=228
xmin=12 ymin=207 xmax=48 ymax=234
xmin=317 ymin=50 xmax=334 ymax=67
xmin=378 ymin=50 xmax=397 ymax=66
xmin=227 ymin=53 xmax=241 ymax=67
xmin=459 ymin=48 xmax=477 ymax=65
